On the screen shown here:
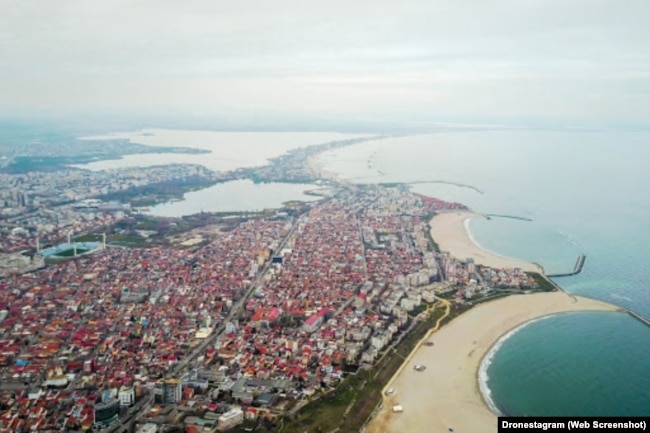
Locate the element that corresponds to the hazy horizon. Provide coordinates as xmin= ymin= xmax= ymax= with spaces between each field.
xmin=1 ymin=1 xmax=649 ymax=130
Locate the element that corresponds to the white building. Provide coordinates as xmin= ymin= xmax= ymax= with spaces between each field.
xmin=393 ymin=307 xmax=408 ymax=327
xmin=407 ymin=293 xmax=422 ymax=307
xmin=422 ymin=289 xmax=436 ymax=303
xmin=225 ymin=321 xmax=237 ymax=334
xmin=218 ymin=408 xmax=244 ymax=431
xmin=28 ymin=388 xmax=43 ymax=400
xmin=400 ymin=297 xmax=415 ymax=312
xmin=137 ymin=423 xmax=158 ymax=433
xmin=45 ymin=376 xmax=69 ymax=388
xmin=371 ymin=331 xmax=389 ymax=350
xmin=119 ymin=386 xmax=135 ymax=407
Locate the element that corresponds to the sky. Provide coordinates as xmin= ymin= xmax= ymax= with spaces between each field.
xmin=1 ymin=0 xmax=649 ymax=129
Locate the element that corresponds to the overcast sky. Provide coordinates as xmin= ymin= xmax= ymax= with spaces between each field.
xmin=1 ymin=0 xmax=649 ymax=128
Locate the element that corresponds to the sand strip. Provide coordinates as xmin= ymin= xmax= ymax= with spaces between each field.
xmin=430 ymin=211 xmax=542 ymax=273
xmin=307 ymin=153 xmax=342 ymax=183
xmin=366 ymin=292 xmax=620 ymax=433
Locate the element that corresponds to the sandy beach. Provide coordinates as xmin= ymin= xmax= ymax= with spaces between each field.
xmin=306 ymin=152 xmax=344 ymax=183
xmin=430 ymin=211 xmax=542 ymax=273
xmin=366 ymin=292 xmax=620 ymax=433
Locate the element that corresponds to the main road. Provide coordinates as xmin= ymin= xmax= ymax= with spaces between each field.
xmin=105 ymin=213 xmax=303 ymax=433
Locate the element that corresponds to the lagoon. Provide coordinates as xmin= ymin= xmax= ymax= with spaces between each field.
xmin=144 ymin=179 xmax=321 ymax=217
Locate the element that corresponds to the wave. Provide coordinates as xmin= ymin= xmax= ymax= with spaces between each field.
xmin=478 ymin=315 xmax=556 ymax=415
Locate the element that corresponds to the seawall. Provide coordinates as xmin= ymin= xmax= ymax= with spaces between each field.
xmin=548 ymin=253 xmax=586 ymax=278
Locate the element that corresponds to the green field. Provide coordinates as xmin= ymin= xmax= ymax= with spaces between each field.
xmin=54 ymin=247 xmax=91 ymax=257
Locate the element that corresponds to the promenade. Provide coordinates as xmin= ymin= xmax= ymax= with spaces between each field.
xmin=365 ymin=293 xmax=619 ymax=433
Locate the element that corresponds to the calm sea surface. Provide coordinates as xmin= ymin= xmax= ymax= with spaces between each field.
xmin=317 ymin=130 xmax=650 ymax=416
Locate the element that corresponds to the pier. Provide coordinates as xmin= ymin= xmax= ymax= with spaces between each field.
xmin=547 ymin=254 xmax=586 ymax=278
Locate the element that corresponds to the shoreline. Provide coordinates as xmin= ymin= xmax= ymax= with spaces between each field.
xmin=306 ymin=151 xmax=344 ymax=183
xmin=365 ymin=292 xmax=621 ymax=433
xmin=430 ymin=210 xmax=543 ymax=273
xmin=364 ymin=209 xmax=621 ymax=432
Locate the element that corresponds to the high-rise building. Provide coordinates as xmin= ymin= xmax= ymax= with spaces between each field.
xmin=119 ymin=386 xmax=135 ymax=407
xmin=94 ymin=398 xmax=120 ymax=427
xmin=83 ymin=359 xmax=94 ymax=374
xmin=466 ymin=257 xmax=476 ymax=274
xmin=155 ymin=379 xmax=182 ymax=404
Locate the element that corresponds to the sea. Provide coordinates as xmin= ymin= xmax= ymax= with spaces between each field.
xmin=75 ymin=128 xmax=650 ymax=416
xmin=316 ymin=130 xmax=650 ymax=417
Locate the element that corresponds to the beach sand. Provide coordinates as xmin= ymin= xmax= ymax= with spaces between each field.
xmin=365 ymin=292 xmax=620 ymax=433
xmin=306 ymin=153 xmax=343 ymax=183
xmin=365 ymin=210 xmax=620 ymax=432
xmin=430 ymin=211 xmax=542 ymax=273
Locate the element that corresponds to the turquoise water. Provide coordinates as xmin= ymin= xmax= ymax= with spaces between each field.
xmin=319 ymin=130 xmax=650 ymax=416
xmin=486 ymin=312 xmax=650 ymax=416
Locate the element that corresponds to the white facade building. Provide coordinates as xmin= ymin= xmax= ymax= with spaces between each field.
xmin=218 ymin=408 xmax=244 ymax=431
xmin=119 ymin=386 xmax=135 ymax=406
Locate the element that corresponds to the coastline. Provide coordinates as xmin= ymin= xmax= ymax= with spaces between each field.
xmin=430 ymin=211 xmax=542 ymax=273
xmin=365 ymin=292 xmax=620 ymax=433
xmin=306 ymin=151 xmax=343 ymax=183
xmin=363 ymin=208 xmax=621 ymax=432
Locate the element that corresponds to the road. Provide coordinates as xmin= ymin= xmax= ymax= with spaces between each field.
xmin=101 ymin=391 xmax=153 ymax=433
xmin=170 ymin=215 xmax=300 ymax=378
xmin=105 ymin=216 xmax=301 ymax=432
xmin=378 ymin=296 xmax=451 ymax=398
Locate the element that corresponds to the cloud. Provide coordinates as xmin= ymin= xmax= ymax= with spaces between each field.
xmin=1 ymin=0 xmax=649 ymax=126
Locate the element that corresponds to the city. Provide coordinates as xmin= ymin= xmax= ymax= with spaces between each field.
xmin=0 ymin=181 xmax=541 ymax=433
xmin=2 ymin=2 xmax=649 ymax=430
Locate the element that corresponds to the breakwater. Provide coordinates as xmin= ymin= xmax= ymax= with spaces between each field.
xmin=624 ymin=309 xmax=650 ymax=328
xmin=539 ymin=273 xmax=576 ymax=301
xmin=405 ymin=180 xmax=485 ymax=194
xmin=548 ymin=254 xmax=586 ymax=278
xmin=485 ymin=214 xmax=533 ymax=222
